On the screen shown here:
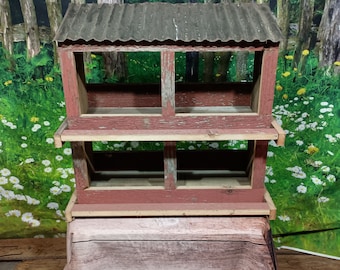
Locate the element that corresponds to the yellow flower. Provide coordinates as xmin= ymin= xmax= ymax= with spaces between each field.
xmin=334 ymin=61 xmax=340 ymax=66
xmin=306 ymin=144 xmax=319 ymax=155
xmin=302 ymin=50 xmax=309 ymax=56
xmin=4 ymin=80 xmax=12 ymax=86
xmin=282 ymin=71 xmax=291 ymax=77
xmin=285 ymin=55 xmax=293 ymax=60
xmin=45 ymin=76 xmax=53 ymax=82
xmin=293 ymin=68 xmax=298 ymax=72
xmin=297 ymin=88 xmax=306 ymax=96
xmin=275 ymin=84 xmax=283 ymax=91
xmin=30 ymin=116 xmax=39 ymax=123
xmin=282 ymin=94 xmax=288 ymax=100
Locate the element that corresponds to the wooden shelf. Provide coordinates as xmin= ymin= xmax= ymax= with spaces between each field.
xmin=65 ymin=191 xmax=276 ymax=221
xmin=54 ymin=119 xmax=285 ymax=148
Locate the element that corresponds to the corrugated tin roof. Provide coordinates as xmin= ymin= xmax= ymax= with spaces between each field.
xmin=55 ymin=2 xmax=282 ymax=45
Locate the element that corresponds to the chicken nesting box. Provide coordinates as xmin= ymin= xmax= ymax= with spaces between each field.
xmin=54 ymin=2 xmax=284 ymax=218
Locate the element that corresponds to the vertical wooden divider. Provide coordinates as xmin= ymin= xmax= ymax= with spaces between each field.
xmin=164 ymin=141 xmax=177 ymax=190
xmin=258 ymin=47 xmax=279 ymax=118
xmin=161 ymin=51 xmax=177 ymax=189
xmin=161 ymin=50 xmax=175 ymax=117
xmin=58 ymin=49 xmax=81 ymax=117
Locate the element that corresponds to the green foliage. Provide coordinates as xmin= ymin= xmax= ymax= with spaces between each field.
xmin=267 ymin=50 xmax=340 ymax=242
xmin=0 ymin=43 xmax=72 ymax=238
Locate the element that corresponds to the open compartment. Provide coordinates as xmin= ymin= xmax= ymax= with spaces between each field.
xmin=62 ymin=49 xmax=269 ymax=118
xmin=80 ymin=140 xmax=263 ymax=190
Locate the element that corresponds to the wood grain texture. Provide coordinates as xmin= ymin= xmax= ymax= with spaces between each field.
xmin=66 ymin=217 xmax=275 ymax=269
xmin=15 ymin=259 xmax=66 ymax=270
xmin=69 ymin=240 xmax=274 ymax=270
xmin=1 ymin=238 xmax=340 ymax=270
xmin=0 ymin=238 xmax=65 ymax=261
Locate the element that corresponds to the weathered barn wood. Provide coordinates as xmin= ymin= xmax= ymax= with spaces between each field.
xmin=65 ymin=217 xmax=276 ymax=270
xmin=53 ymin=2 xmax=284 ymax=216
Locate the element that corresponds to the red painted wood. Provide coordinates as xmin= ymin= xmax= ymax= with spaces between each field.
xmin=250 ymin=140 xmax=269 ymax=189
xmin=87 ymin=84 xmax=161 ymax=108
xmin=58 ymin=50 xmax=81 ymax=117
xmin=67 ymin=115 xmax=273 ymax=130
xmin=161 ymin=51 xmax=176 ymax=117
xmin=76 ymin=188 xmax=266 ymax=204
xmin=258 ymin=47 xmax=279 ymax=115
xmin=71 ymin=142 xmax=90 ymax=191
xmin=86 ymin=82 xmax=252 ymax=108
xmin=164 ymin=142 xmax=177 ymax=190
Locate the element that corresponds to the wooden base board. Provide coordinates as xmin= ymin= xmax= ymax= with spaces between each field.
xmin=65 ymin=217 xmax=276 ymax=270
xmin=2 ymin=238 xmax=340 ymax=270
xmin=65 ymin=191 xmax=276 ymax=222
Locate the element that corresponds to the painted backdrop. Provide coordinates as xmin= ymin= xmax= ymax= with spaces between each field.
xmin=1 ymin=0 xmax=340 ymax=259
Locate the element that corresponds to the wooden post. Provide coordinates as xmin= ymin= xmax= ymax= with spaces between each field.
xmin=46 ymin=0 xmax=63 ymax=62
xmin=258 ymin=47 xmax=279 ymax=119
xmin=164 ymin=142 xmax=177 ymax=190
xmin=58 ymin=49 xmax=88 ymax=117
xmin=161 ymin=51 xmax=176 ymax=117
xmin=19 ymin=0 xmax=40 ymax=58
xmin=0 ymin=0 xmax=14 ymax=55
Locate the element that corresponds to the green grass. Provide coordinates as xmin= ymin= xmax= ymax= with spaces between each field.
xmin=0 ymin=43 xmax=73 ymax=238
xmin=266 ymin=51 xmax=340 ymax=253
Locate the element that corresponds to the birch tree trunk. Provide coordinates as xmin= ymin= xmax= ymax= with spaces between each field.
xmin=46 ymin=0 xmax=62 ymax=39
xmin=98 ymin=0 xmax=127 ymax=81
xmin=46 ymin=0 xmax=63 ymax=63
xmin=71 ymin=0 xmax=86 ymax=4
xmin=0 ymin=0 xmax=13 ymax=55
xmin=293 ymin=0 xmax=315 ymax=71
xmin=19 ymin=0 xmax=40 ymax=58
xmin=235 ymin=0 xmax=253 ymax=82
xmin=317 ymin=0 xmax=340 ymax=74
xmin=277 ymin=0 xmax=290 ymax=56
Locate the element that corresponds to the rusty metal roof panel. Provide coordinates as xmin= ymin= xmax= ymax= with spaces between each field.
xmin=55 ymin=2 xmax=282 ymax=44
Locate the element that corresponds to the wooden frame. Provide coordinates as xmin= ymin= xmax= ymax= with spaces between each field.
xmin=55 ymin=37 xmax=283 ymax=218
xmin=57 ymin=46 xmax=278 ymax=118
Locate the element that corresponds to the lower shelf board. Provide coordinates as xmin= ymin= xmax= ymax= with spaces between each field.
xmin=65 ymin=191 xmax=276 ymax=221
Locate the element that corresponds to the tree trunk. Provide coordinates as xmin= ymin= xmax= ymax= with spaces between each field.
xmin=98 ymin=0 xmax=127 ymax=81
xmin=317 ymin=0 xmax=340 ymax=74
xmin=0 ymin=0 xmax=13 ymax=55
xmin=235 ymin=51 xmax=248 ymax=81
xmin=19 ymin=0 xmax=40 ymax=59
xmin=277 ymin=0 xmax=290 ymax=56
xmin=293 ymin=0 xmax=315 ymax=71
xmin=71 ymin=0 xmax=86 ymax=4
xmin=202 ymin=52 xmax=214 ymax=82
xmin=46 ymin=0 xmax=62 ymax=39
xmin=215 ymin=52 xmax=232 ymax=82
xmin=234 ymin=0 xmax=257 ymax=82
xmin=46 ymin=0 xmax=63 ymax=63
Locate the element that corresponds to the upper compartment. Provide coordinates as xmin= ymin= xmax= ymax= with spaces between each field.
xmin=54 ymin=2 xmax=283 ymax=145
